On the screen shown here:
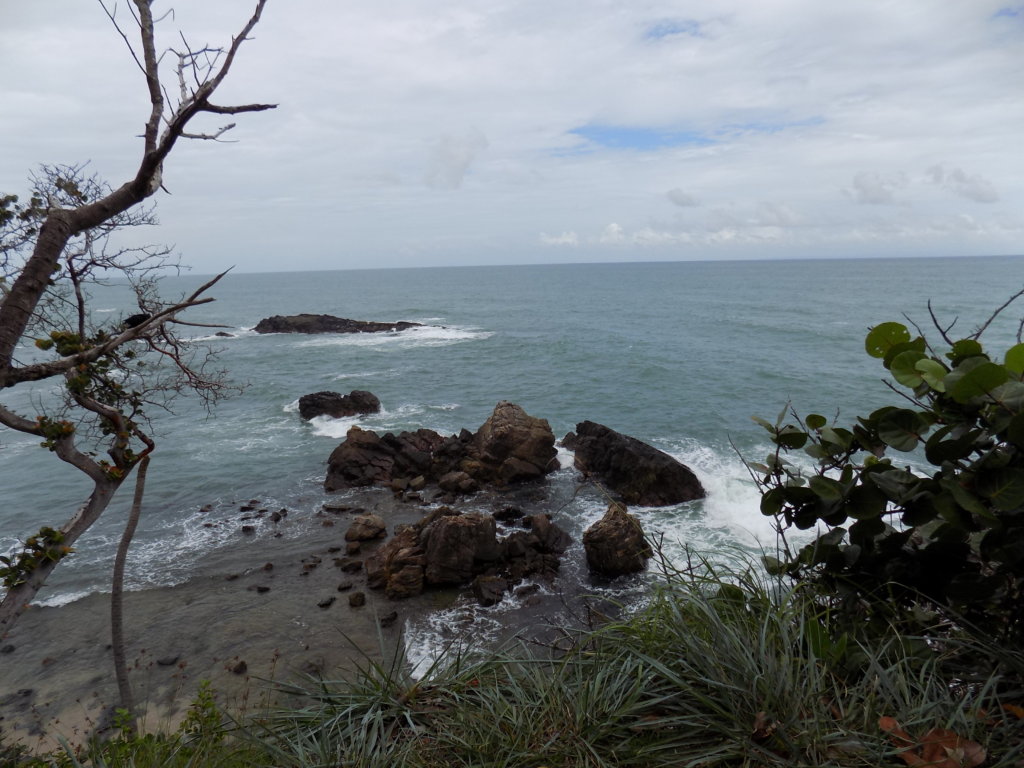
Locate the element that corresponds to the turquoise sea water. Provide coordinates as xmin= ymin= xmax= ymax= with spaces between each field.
xmin=2 ymin=255 xmax=1023 ymax=610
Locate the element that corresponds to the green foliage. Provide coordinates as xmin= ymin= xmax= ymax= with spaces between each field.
xmin=753 ymin=297 xmax=1024 ymax=644
xmin=0 ymin=526 xmax=73 ymax=588
xmin=254 ymin=557 xmax=1024 ymax=767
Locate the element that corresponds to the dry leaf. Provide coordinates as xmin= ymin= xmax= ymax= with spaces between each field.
xmin=879 ymin=717 xmax=986 ymax=768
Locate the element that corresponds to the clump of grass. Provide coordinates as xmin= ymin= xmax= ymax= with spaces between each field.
xmin=254 ymin=555 xmax=1024 ymax=767
xmin=9 ymin=554 xmax=1023 ymax=767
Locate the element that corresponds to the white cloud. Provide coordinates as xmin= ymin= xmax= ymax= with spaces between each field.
xmin=539 ymin=231 xmax=579 ymax=246
xmin=666 ymin=188 xmax=700 ymax=207
xmin=846 ymin=171 xmax=909 ymax=205
xmin=424 ymin=130 xmax=489 ymax=189
xmin=0 ymin=0 xmax=1020 ymax=270
xmin=926 ymin=164 xmax=999 ymax=203
xmin=595 ymin=223 xmax=626 ymax=244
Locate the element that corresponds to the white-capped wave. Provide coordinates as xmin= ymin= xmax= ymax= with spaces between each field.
xmin=294 ymin=325 xmax=492 ymax=350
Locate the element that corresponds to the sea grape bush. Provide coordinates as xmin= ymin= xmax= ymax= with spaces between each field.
xmin=753 ymin=301 xmax=1024 ymax=642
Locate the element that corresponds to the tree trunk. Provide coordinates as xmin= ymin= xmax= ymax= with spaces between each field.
xmin=111 ymin=455 xmax=149 ymax=731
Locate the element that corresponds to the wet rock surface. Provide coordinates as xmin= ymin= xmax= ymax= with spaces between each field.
xmin=298 ymin=390 xmax=381 ymax=420
xmin=254 ymin=314 xmax=422 ymax=334
xmin=566 ymin=421 xmax=706 ymax=506
xmin=325 ymin=402 xmax=558 ymax=494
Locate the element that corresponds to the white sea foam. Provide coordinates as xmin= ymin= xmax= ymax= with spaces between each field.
xmin=294 ymin=324 xmax=492 ymax=350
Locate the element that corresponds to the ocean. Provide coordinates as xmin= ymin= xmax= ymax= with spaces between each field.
xmin=2 ymin=255 xmax=1023 ymax=640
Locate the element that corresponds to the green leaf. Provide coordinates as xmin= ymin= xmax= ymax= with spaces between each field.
xmin=805 ymin=413 xmax=826 ymax=431
xmin=947 ymin=362 xmax=1009 ymax=403
xmin=976 ymin=467 xmax=1024 ymax=512
xmin=915 ymin=358 xmax=947 ymax=392
xmin=774 ymin=426 xmax=808 ymax=449
xmin=947 ymin=338 xmax=985 ymax=364
xmin=809 ymin=475 xmax=845 ymax=502
xmin=1007 ymin=413 xmax=1024 ymax=448
xmin=890 ymin=349 xmax=926 ymax=388
xmin=865 ymin=322 xmax=911 ymax=359
xmin=1005 ymin=343 xmax=1024 ymax=374
xmin=876 ymin=408 xmax=929 ymax=451
xmin=882 ymin=337 xmax=927 ymax=368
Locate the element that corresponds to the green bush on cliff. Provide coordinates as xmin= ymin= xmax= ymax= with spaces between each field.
xmin=752 ymin=291 xmax=1024 ymax=646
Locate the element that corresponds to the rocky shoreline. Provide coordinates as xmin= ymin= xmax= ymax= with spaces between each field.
xmin=0 ymin=400 xmax=706 ymax=751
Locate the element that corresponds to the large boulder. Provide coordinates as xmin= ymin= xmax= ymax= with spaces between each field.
xmin=583 ymin=503 xmax=652 ymax=577
xmin=465 ymin=402 xmax=559 ymax=485
xmin=421 ymin=513 xmax=502 ymax=585
xmin=254 ymin=314 xmax=422 ymax=334
xmin=567 ymin=421 xmax=705 ymax=506
xmin=299 ymin=390 xmax=381 ymax=420
xmin=363 ymin=507 xmax=571 ymax=603
xmin=325 ymin=427 xmax=446 ymax=492
xmin=324 ymin=403 xmax=559 ymax=493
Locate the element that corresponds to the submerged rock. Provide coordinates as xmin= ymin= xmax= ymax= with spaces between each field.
xmin=254 ymin=314 xmax=422 ymax=334
xmin=583 ymin=503 xmax=652 ymax=577
xmin=299 ymin=390 xmax=381 ymax=420
xmin=566 ymin=421 xmax=705 ymax=506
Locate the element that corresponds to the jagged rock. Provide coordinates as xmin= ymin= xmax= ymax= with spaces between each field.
xmin=438 ymin=470 xmax=479 ymax=495
xmin=472 ymin=575 xmax=509 ymax=607
xmin=583 ymin=503 xmax=652 ymax=577
xmin=364 ymin=507 xmax=571 ymax=604
xmin=344 ymin=513 xmax=387 ymax=541
xmin=324 ymin=403 xmax=558 ymax=494
xmin=468 ymin=402 xmax=559 ymax=484
xmin=325 ymin=427 xmax=446 ymax=491
xmin=568 ymin=421 xmax=705 ymax=506
xmin=421 ymin=513 xmax=501 ymax=585
xmin=254 ymin=314 xmax=422 ymax=334
xmin=299 ymin=390 xmax=381 ymax=420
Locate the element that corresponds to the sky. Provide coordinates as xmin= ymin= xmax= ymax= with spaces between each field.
xmin=0 ymin=0 xmax=1022 ymax=273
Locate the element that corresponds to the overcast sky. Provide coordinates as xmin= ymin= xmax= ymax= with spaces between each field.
xmin=1 ymin=1 xmax=1022 ymax=273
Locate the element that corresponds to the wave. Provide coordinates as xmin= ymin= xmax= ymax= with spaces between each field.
xmin=293 ymin=324 xmax=492 ymax=350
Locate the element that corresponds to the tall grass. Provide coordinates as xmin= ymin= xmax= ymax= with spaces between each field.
xmin=254 ymin=556 xmax=1024 ymax=767
xmin=9 ymin=555 xmax=1022 ymax=767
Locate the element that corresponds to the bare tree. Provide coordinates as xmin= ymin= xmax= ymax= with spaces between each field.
xmin=0 ymin=0 xmax=275 ymax=636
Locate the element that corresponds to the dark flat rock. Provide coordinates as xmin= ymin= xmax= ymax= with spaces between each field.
xmin=254 ymin=314 xmax=422 ymax=334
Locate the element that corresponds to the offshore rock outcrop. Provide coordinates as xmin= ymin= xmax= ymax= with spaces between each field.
xmin=254 ymin=314 xmax=422 ymax=334
xmin=364 ymin=507 xmax=571 ymax=604
xmin=324 ymin=402 xmax=559 ymax=493
xmin=564 ymin=421 xmax=705 ymax=506
xmin=298 ymin=390 xmax=381 ymax=420
xmin=583 ymin=503 xmax=652 ymax=577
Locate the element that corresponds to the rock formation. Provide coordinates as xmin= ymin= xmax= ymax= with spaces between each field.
xmin=565 ymin=421 xmax=705 ymax=506
xmin=324 ymin=402 xmax=558 ymax=494
xmin=364 ymin=507 xmax=571 ymax=605
xmin=582 ymin=503 xmax=652 ymax=577
xmin=298 ymin=390 xmax=381 ymax=420
xmin=254 ymin=314 xmax=422 ymax=334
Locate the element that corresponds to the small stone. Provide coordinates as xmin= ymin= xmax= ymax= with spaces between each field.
xmin=346 ymin=541 xmax=361 ymax=555
xmin=225 ymin=573 xmax=240 ymax=581
xmin=231 ymin=660 xmax=248 ymax=675
xmin=322 ymin=520 xmax=335 ymax=527
xmin=240 ymin=525 xmax=255 ymax=534
xmin=514 ymin=583 xmax=540 ymax=599
xmin=0 ymin=644 xmax=14 ymax=654
xmin=379 ymin=610 xmax=399 ymax=627
xmin=317 ymin=596 xmax=336 ymax=609
xmin=337 ymin=581 xmax=354 ymax=592
xmin=336 ymin=558 xmax=363 ymax=573
xmin=156 ymin=656 xmax=179 ymax=667
xmin=239 ymin=505 xmax=256 ymax=512
xmin=270 ymin=511 xmax=283 ymax=523
xmin=349 ymin=591 xmax=366 ymax=608
xmin=253 ymin=585 xmax=271 ymax=594
xmin=262 ymin=562 xmax=274 ymax=571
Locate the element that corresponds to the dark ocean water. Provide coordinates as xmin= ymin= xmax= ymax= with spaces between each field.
xmin=2 ymin=256 xmax=1023 ymax=629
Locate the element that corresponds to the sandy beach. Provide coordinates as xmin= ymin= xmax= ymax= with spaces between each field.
xmin=0 ymin=482 xmax=611 ymax=754
xmin=0 ymin=497 xmax=428 ymax=752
